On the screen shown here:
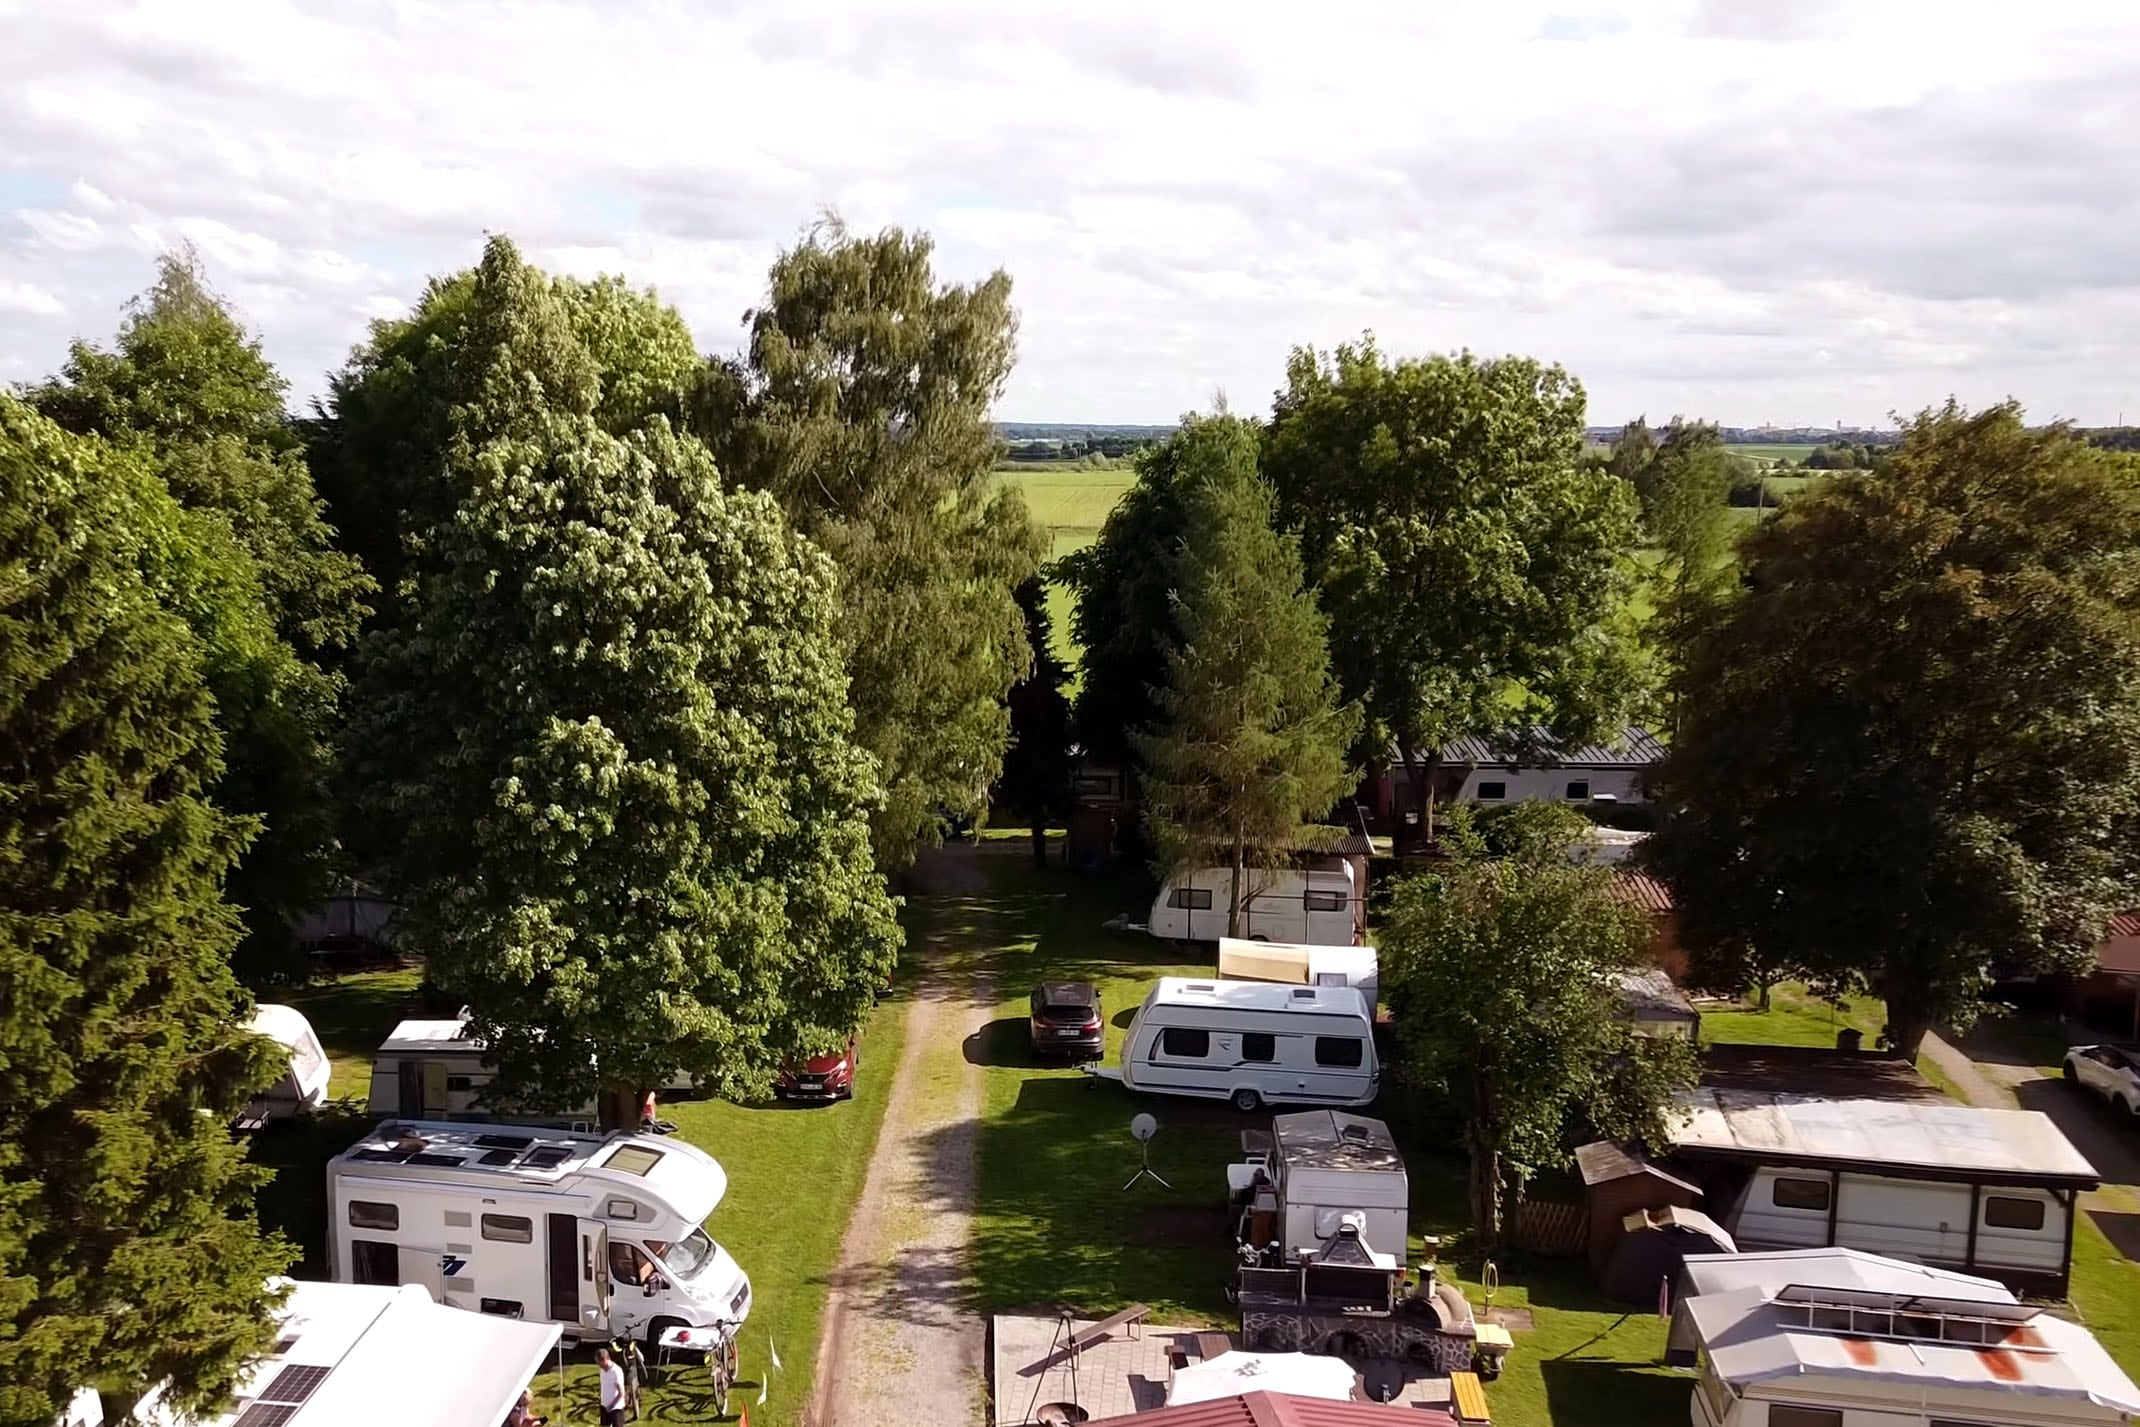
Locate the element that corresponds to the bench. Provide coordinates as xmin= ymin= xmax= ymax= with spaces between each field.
xmin=1193 ymin=1331 xmax=1232 ymax=1362
xmin=1450 ymin=1369 xmax=1492 ymax=1424
xmin=1069 ymin=1303 xmax=1151 ymax=1352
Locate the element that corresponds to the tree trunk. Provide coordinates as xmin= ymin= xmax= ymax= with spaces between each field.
xmin=599 ymin=1086 xmax=644 ymax=1133
xmin=1881 ymin=978 xmax=1934 ymax=1061
xmin=1030 ymin=816 xmax=1047 ymax=870
xmin=1228 ymin=831 xmax=1246 ymax=940
xmin=1467 ymin=1075 xmax=1503 ymax=1249
xmin=1397 ymin=745 xmax=1432 ymax=853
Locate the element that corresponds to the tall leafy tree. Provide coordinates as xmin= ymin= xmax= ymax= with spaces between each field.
xmin=1000 ymin=577 xmax=1074 ymax=869
xmin=0 ymin=396 xmax=291 ymax=1427
xmin=1649 ymin=403 xmax=2140 ymax=1057
xmin=1636 ymin=419 xmax=1736 ymax=731
xmin=1057 ymin=436 xmax=1191 ymax=770
xmin=692 ymin=219 xmax=1045 ymax=866
xmin=1133 ymin=417 xmax=1359 ymax=937
xmin=1262 ymin=340 xmax=1649 ymax=844
xmin=30 ymin=252 xmax=371 ymax=984
xmin=1380 ymin=803 xmax=1698 ymax=1248
xmin=343 ymin=239 xmax=898 ymax=1126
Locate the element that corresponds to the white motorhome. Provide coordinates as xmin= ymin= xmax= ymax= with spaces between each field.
xmin=1148 ymin=865 xmax=1360 ymax=946
xmin=326 ymin=1120 xmax=751 ymax=1344
xmin=1663 ymin=1091 xmax=2100 ymax=1296
xmin=243 ymin=1004 xmax=332 ymax=1123
xmin=367 ymin=1018 xmax=596 ymax=1126
xmin=1217 ymin=938 xmax=1379 ymax=1008
xmin=1088 ymin=978 xmax=1378 ymax=1112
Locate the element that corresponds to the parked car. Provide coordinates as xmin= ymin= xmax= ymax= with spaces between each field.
xmin=776 ymin=1034 xmax=860 ymax=1102
xmin=2063 ymin=1043 xmax=2140 ymax=1117
xmin=1029 ymin=981 xmax=1105 ymax=1057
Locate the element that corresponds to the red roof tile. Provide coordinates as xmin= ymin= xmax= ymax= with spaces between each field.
xmin=1608 ymin=871 xmax=1674 ymax=914
xmin=1089 ymin=1390 xmax=1456 ymax=1427
xmin=2109 ymin=910 xmax=2140 ymax=939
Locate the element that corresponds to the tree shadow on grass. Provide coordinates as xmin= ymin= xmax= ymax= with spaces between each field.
xmin=1538 ymin=1357 xmax=1689 ymax=1427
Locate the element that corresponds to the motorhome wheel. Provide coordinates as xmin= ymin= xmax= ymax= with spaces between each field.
xmin=1231 ymin=1088 xmax=1264 ymax=1113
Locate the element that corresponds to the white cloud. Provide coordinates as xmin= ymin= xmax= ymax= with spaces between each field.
xmin=2 ymin=0 xmax=2138 ymax=426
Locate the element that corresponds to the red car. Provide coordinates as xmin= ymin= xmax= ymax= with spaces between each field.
xmin=775 ymin=1034 xmax=859 ymax=1103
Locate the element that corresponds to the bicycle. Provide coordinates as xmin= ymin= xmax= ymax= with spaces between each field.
xmin=700 ymin=1318 xmax=742 ymax=1417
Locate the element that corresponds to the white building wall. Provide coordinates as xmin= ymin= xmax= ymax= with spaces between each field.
xmin=1454 ymin=765 xmax=1650 ymax=805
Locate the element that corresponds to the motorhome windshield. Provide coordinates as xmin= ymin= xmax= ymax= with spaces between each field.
xmin=652 ymin=1225 xmax=717 ymax=1280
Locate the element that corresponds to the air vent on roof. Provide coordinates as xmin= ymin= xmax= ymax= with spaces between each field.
xmin=407 ymin=1152 xmax=466 ymax=1168
xmin=261 ymin=1364 xmax=332 ymax=1405
xmin=1184 ymin=982 xmax=1217 ymax=993
xmin=473 ymin=1133 xmax=533 ymax=1151
xmin=523 ymin=1146 xmax=572 ymax=1170
xmin=1290 ymin=988 xmax=1318 ymax=1000
xmin=479 ymin=1149 xmax=519 ymax=1166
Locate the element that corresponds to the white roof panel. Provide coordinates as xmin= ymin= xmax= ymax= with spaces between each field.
xmin=1681 ymin=1247 xmax=2013 ymax=1305
xmin=379 ymin=1018 xmax=477 ymax=1054
xmin=1150 ymin=977 xmax=1369 ymax=1016
xmin=1668 ymin=1092 xmax=2098 ymax=1183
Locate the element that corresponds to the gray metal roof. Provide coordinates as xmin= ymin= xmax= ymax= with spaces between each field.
xmin=1666 ymin=1092 xmax=2099 ymax=1186
xmin=1430 ymin=726 xmax=1666 ymax=769
xmin=1273 ymin=1111 xmax=1403 ymax=1172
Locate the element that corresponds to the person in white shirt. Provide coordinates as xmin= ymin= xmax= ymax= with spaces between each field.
xmin=596 ymin=1349 xmax=626 ymax=1427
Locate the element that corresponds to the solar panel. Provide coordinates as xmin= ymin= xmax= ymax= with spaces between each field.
xmin=261 ymin=1364 xmax=332 ymax=1404
xmin=271 ymin=1335 xmax=300 ymax=1357
xmin=479 ymin=1149 xmax=519 ymax=1166
xmin=233 ymin=1404 xmax=299 ymax=1427
xmin=522 ymin=1146 xmax=571 ymax=1170
xmin=473 ymin=1133 xmax=533 ymax=1150
xmin=353 ymin=1148 xmax=414 ymax=1163
xmin=406 ymin=1152 xmax=466 ymax=1168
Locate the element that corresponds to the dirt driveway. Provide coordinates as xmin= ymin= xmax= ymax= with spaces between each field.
xmin=807 ymin=846 xmax=996 ymax=1427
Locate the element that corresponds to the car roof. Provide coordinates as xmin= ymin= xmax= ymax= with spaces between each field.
xmin=1037 ymin=980 xmax=1098 ymax=1002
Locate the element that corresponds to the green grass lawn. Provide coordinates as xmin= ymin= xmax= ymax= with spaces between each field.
xmin=1697 ymin=982 xmax=1967 ymax=1100
xmin=249 ymin=949 xmax=911 ymax=1427
xmin=1724 ymin=443 xmax=1819 ymax=465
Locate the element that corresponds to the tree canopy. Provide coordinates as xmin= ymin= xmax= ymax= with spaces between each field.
xmin=340 ymin=238 xmax=900 ymax=1123
xmin=0 ymin=396 xmax=290 ymax=1427
xmin=1262 ymin=340 xmax=1648 ymax=839
xmin=692 ymin=219 xmax=1044 ymax=866
xmin=28 ymin=252 xmax=371 ymax=985
xmin=1379 ymin=802 xmax=1698 ymax=1247
xmin=1649 ymin=403 xmax=2140 ymax=1056
xmin=1132 ymin=417 xmax=1359 ymax=934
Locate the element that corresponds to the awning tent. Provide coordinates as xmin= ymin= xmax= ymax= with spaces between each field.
xmin=1167 ymin=1352 xmax=1359 ymax=1406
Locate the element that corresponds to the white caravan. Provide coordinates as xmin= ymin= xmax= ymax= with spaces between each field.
xmin=242 ymin=1004 xmax=332 ymax=1123
xmin=1725 ymin=1165 xmax=2075 ymax=1279
xmin=1148 ymin=865 xmax=1360 ymax=945
xmin=1217 ymin=938 xmax=1379 ymax=1008
xmin=326 ymin=1120 xmax=751 ymax=1345
xmin=367 ymin=1018 xmax=596 ymax=1126
xmin=1088 ymin=978 xmax=1378 ymax=1112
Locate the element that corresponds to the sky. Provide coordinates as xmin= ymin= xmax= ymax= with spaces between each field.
xmin=3 ymin=0 xmax=2138 ymax=429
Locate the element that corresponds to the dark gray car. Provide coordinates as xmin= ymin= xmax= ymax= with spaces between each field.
xmin=1029 ymin=980 xmax=1104 ymax=1057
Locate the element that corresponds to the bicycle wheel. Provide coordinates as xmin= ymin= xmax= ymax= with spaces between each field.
xmin=709 ymin=1361 xmax=729 ymax=1418
xmin=718 ymin=1333 xmax=740 ymax=1381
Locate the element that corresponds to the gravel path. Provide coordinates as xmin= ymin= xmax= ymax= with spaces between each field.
xmin=807 ymin=848 xmax=995 ymax=1427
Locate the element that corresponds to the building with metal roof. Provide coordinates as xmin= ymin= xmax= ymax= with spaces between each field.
xmin=1089 ymin=1389 xmax=1454 ymax=1426
xmin=1665 ymin=1093 xmax=2098 ymax=1188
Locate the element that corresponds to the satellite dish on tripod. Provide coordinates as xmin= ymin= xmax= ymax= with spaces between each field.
xmin=1123 ymin=1113 xmax=1170 ymax=1190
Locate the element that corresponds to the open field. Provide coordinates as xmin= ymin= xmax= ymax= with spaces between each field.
xmin=995 ymin=465 xmax=1131 ymax=673
xmin=252 ymin=947 xmax=914 ymax=1427
xmin=1725 ymin=443 xmax=1819 ymax=465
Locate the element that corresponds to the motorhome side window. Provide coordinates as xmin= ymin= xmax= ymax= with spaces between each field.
xmin=1476 ymin=781 xmax=1507 ymax=801
xmin=1313 ymin=1036 xmax=1365 ymax=1068
xmin=1771 ymin=1177 xmax=1831 ymax=1211
xmin=1565 ymin=780 xmax=1591 ymax=801
xmin=1168 ymin=888 xmax=1213 ymax=910
xmin=1160 ymin=1027 xmax=1210 ymax=1058
xmin=1302 ymin=890 xmax=1345 ymax=912
xmin=347 ymin=1199 xmax=398 ymax=1230
xmin=481 ymin=1213 xmax=534 ymax=1243
xmin=1241 ymin=1032 xmax=1276 ymax=1062
xmin=1767 ymin=1408 xmax=1841 ymax=1427
xmin=1983 ymin=1195 xmax=2046 ymax=1230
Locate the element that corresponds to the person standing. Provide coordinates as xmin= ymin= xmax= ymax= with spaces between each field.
xmin=596 ymin=1348 xmax=626 ymax=1427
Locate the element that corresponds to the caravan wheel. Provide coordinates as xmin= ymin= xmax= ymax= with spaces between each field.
xmin=1231 ymin=1088 xmax=1264 ymax=1113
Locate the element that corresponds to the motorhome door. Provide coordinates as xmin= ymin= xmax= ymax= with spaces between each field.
xmin=396 ymin=1245 xmax=446 ymax=1300
xmin=546 ymin=1213 xmax=612 ymax=1337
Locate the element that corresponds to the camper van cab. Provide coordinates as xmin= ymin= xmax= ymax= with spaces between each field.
xmin=1090 ymin=978 xmax=1378 ymax=1112
xmin=1148 ymin=865 xmax=1360 ymax=945
xmin=326 ymin=1120 xmax=750 ymax=1345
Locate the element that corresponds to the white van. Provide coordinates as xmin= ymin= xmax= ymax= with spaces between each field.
xmin=242 ymin=1004 xmax=332 ymax=1124
xmin=1148 ymin=865 xmax=1360 ymax=945
xmin=1725 ymin=1165 xmax=2072 ymax=1281
xmin=1217 ymin=937 xmax=1379 ymax=1008
xmin=327 ymin=1119 xmax=751 ymax=1345
xmin=1088 ymin=978 xmax=1378 ymax=1112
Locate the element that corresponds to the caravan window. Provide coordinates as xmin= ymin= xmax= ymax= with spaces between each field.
xmin=348 ymin=1200 xmax=399 ymax=1230
xmin=1160 ymin=1027 xmax=1210 ymax=1058
xmin=1476 ymin=781 xmax=1507 ymax=801
xmin=1241 ymin=1032 xmax=1276 ymax=1063
xmin=1984 ymin=1196 xmax=2046 ymax=1231
xmin=1565 ymin=780 xmax=1591 ymax=802
xmin=1767 ymin=1409 xmax=1840 ymax=1427
xmin=1168 ymin=888 xmax=1213 ymax=911
xmin=1314 ymin=1037 xmax=1365 ymax=1068
xmin=482 ymin=1213 xmax=534 ymax=1243
xmin=1771 ymin=1177 xmax=1831 ymax=1212
xmin=1303 ymin=890 xmax=1345 ymax=912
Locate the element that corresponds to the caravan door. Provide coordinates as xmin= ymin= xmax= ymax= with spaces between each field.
xmin=396 ymin=1245 xmax=446 ymax=1301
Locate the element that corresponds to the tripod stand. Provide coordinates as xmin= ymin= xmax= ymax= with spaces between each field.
xmin=1122 ymin=1137 xmax=1171 ymax=1191
xmin=1021 ymin=1309 xmax=1083 ymax=1426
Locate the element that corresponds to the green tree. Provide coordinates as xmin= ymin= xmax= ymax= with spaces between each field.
xmin=1606 ymin=415 xmax=1657 ymax=488
xmin=1132 ymin=417 xmax=1360 ymax=937
xmin=1638 ymin=420 xmax=1736 ymax=730
xmin=342 ymin=239 xmax=899 ymax=1126
xmin=1380 ymin=802 xmax=1699 ymax=1247
xmin=30 ymin=252 xmax=372 ymax=985
xmin=1000 ymin=577 xmax=1074 ymax=870
xmin=0 ymin=396 xmax=291 ymax=1427
xmin=1262 ymin=340 xmax=1649 ymax=843
xmin=1649 ymin=403 xmax=2140 ymax=1057
xmin=691 ymin=219 xmax=1045 ymax=866
xmin=1057 ymin=436 xmax=1193 ymax=773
